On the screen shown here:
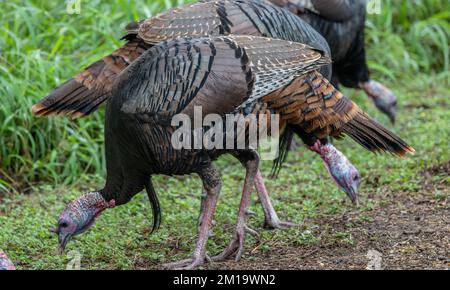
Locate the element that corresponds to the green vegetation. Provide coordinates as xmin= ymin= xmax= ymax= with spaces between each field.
xmin=0 ymin=0 xmax=449 ymax=269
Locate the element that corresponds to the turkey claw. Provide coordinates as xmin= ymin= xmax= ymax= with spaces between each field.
xmin=263 ymin=219 xmax=298 ymax=230
xmin=163 ymin=256 xmax=205 ymax=270
xmin=211 ymin=225 xmax=257 ymax=262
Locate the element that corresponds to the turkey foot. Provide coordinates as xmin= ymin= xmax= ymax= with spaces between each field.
xmin=263 ymin=219 xmax=298 ymax=230
xmin=163 ymin=257 xmax=205 ymax=270
xmin=211 ymin=224 xmax=259 ymax=262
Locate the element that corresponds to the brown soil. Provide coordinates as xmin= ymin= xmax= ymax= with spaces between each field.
xmin=203 ymin=162 xmax=450 ymax=270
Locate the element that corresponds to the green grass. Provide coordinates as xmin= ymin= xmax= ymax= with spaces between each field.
xmin=0 ymin=0 xmax=192 ymax=189
xmin=0 ymin=0 xmax=449 ymax=269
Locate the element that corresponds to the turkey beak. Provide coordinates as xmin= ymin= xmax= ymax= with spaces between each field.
xmin=58 ymin=233 xmax=70 ymax=254
xmin=350 ymin=185 xmax=358 ymax=205
xmin=373 ymin=98 xmax=397 ymax=125
xmin=361 ymin=81 xmax=397 ymax=124
xmin=344 ymin=183 xmax=358 ymax=204
xmin=388 ymin=107 xmax=396 ymax=125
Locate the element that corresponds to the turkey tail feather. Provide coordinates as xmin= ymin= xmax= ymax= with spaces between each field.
xmin=32 ymin=38 xmax=149 ymax=118
xmin=263 ymin=70 xmax=414 ymax=164
xmin=31 ymin=77 xmax=110 ymax=118
xmin=341 ymin=113 xmax=415 ymax=157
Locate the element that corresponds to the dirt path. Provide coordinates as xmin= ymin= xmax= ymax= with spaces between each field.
xmin=206 ymin=163 xmax=450 ymax=270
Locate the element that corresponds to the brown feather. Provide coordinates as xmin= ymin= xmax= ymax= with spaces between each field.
xmin=259 ymin=70 xmax=413 ymax=156
xmin=32 ymin=38 xmax=149 ymax=117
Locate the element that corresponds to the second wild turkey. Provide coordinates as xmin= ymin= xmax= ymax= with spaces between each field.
xmin=270 ymin=0 xmax=398 ymax=123
xmin=49 ymin=35 xmax=413 ymax=269
xmin=32 ymin=0 xmax=364 ymax=229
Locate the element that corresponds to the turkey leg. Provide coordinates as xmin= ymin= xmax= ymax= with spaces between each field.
xmin=164 ymin=163 xmax=221 ymax=269
xmin=198 ymin=169 xmax=296 ymax=230
xmin=211 ymin=151 xmax=259 ymax=262
xmin=255 ymin=170 xmax=298 ymax=229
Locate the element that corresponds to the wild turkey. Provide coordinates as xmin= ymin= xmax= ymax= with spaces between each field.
xmin=49 ymin=35 xmax=413 ymax=269
xmin=32 ymin=0 xmax=332 ymax=118
xmin=270 ymin=0 xmax=398 ymax=123
xmin=33 ymin=0 xmax=362 ymax=230
xmin=0 ymin=251 xmax=15 ymax=270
